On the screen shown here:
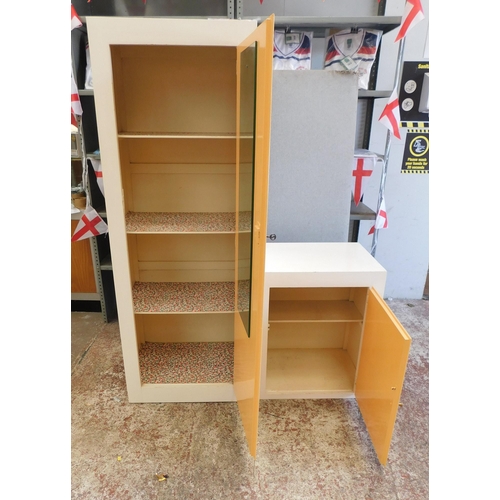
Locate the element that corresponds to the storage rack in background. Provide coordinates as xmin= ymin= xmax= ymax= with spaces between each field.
xmin=71 ymin=23 xmax=117 ymax=322
xmin=244 ymin=6 xmax=405 ymax=255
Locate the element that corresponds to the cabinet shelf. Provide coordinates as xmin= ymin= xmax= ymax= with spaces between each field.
xmin=139 ymin=341 xmax=234 ymax=384
xmin=266 ymin=348 xmax=356 ymax=395
xmin=269 ymin=299 xmax=363 ymax=322
xmin=125 ymin=211 xmax=251 ymax=234
xmin=357 ymin=90 xmax=392 ymax=99
xmin=350 ymin=200 xmax=376 ymax=221
xmin=100 ymin=255 xmax=112 ymax=271
xmin=268 ymin=16 xmax=402 ymax=36
xmin=132 ymin=281 xmax=236 ymax=314
xmin=118 ymin=132 xmax=245 ymax=140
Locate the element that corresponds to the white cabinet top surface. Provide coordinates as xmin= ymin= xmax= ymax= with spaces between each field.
xmin=265 ymin=243 xmax=387 ymax=294
xmin=265 ymin=243 xmax=384 ymax=273
xmin=87 ymin=17 xmax=258 ymax=47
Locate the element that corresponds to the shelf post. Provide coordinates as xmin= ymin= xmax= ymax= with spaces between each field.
xmin=370 ymin=37 xmax=405 ymax=257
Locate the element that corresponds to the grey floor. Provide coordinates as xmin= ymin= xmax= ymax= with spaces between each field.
xmin=71 ymin=299 xmax=429 ymax=499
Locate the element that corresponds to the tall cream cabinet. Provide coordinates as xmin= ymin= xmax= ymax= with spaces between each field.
xmin=88 ymin=16 xmax=275 ymax=456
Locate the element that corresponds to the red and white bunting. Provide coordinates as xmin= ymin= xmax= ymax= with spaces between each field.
xmin=89 ymin=158 xmax=104 ymax=196
xmin=352 ymin=158 xmax=373 ymax=206
xmin=71 ymin=5 xmax=82 ymax=31
xmin=378 ymin=87 xmax=401 ymax=140
xmin=395 ymin=0 xmax=425 ymax=42
xmin=368 ymin=197 xmax=388 ymax=235
xmin=71 ymin=207 xmax=108 ymax=242
xmin=71 ymin=67 xmax=83 ymax=127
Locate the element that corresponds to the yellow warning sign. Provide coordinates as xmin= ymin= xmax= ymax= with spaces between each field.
xmin=402 ymin=129 xmax=429 ymax=173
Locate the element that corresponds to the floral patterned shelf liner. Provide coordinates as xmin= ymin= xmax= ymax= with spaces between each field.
xmin=125 ymin=212 xmax=251 ymax=233
xmin=132 ymin=281 xmax=236 ymax=313
xmin=139 ymin=341 xmax=234 ymax=384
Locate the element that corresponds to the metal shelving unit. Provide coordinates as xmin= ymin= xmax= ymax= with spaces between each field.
xmin=71 ymin=120 xmax=103 ymax=306
xmin=257 ymin=15 xmax=401 ymax=35
xmin=71 ymin=24 xmax=117 ymax=322
xmin=248 ymin=11 xmax=405 ymax=254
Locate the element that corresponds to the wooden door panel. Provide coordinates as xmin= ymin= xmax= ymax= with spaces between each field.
xmin=234 ymin=15 xmax=274 ymax=458
xmin=355 ymin=288 xmax=411 ymax=465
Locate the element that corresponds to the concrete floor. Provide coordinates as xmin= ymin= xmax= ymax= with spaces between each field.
xmin=71 ymin=298 xmax=429 ymax=499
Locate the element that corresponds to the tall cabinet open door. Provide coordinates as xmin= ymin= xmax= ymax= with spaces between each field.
xmin=355 ymin=288 xmax=412 ymax=465
xmin=234 ymin=17 xmax=274 ymax=458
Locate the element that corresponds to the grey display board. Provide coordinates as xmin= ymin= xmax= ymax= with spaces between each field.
xmin=267 ymin=70 xmax=358 ymax=242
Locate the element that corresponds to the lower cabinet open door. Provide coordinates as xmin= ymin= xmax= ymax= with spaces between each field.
xmin=233 ymin=15 xmax=274 ymax=457
xmin=355 ymin=288 xmax=412 ymax=465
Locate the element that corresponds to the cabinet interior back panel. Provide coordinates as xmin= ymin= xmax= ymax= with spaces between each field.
xmin=129 ymin=172 xmax=236 ymax=213
xmin=124 ymin=138 xmax=236 ymax=164
xmin=131 ymin=233 xmax=235 ymax=283
xmin=111 ymin=45 xmax=236 ymax=134
xmin=268 ymin=322 xmax=347 ymax=349
xmin=134 ymin=234 xmax=235 ymax=262
xmin=270 ymin=287 xmax=352 ymax=301
xmin=139 ymin=314 xmax=234 ymax=343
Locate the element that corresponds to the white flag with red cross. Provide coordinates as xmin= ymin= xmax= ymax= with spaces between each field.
xmin=71 ymin=5 xmax=82 ymax=30
xmin=71 ymin=5 xmax=83 ymax=127
xmin=71 ymin=207 xmax=108 ymax=242
xmin=89 ymin=158 xmax=104 ymax=196
xmin=71 ymin=67 xmax=82 ymax=127
xmin=352 ymin=157 xmax=375 ymax=206
xmin=368 ymin=197 xmax=388 ymax=235
xmin=395 ymin=0 xmax=425 ymax=42
xmin=378 ymin=87 xmax=401 ymax=139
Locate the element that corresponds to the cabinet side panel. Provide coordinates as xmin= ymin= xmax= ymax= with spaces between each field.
xmin=118 ymin=140 xmax=133 ymax=212
xmin=110 ymin=46 xmax=128 ymax=134
xmin=345 ymin=322 xmax=363 ymax=367
xmin=135 ymin=314 xmax=145 ymax=345
xmin=88 ymin=21 xmax=143 ymax=401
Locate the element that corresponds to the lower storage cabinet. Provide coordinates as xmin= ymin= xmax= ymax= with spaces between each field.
xmin=260 ymin=242 xmax=412 ymax=465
